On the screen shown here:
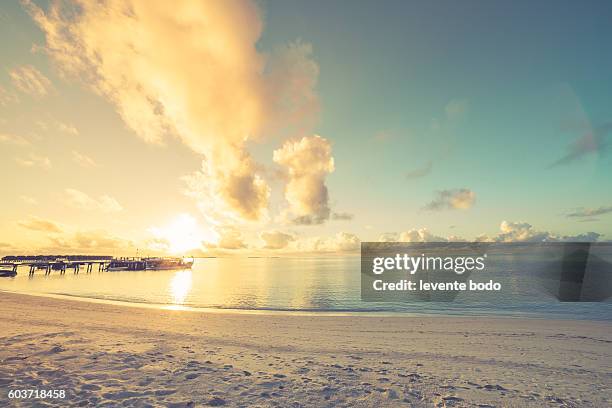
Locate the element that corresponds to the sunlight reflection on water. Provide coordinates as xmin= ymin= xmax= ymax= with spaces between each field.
xmin=170 ymin=270 xmax=192 ymax=304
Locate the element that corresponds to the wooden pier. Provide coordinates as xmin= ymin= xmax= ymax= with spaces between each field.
xmin=0 ymin=255 xmax=112 ymax=276
xmin=0 ymin=255 xmax=194 ymax=276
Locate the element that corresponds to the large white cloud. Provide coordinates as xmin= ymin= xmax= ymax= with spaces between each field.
xmin=273 ymin=135 xmax=335 ymax=225
xmin=26 ymin=0 xmax=319 ymax=222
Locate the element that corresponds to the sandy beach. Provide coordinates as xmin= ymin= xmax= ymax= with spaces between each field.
xmin=0 ymin=292 xmax=610 ymax=407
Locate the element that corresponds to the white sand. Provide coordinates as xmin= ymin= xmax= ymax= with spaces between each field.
xmin=0 ymin=292 xmax=610 ymax=407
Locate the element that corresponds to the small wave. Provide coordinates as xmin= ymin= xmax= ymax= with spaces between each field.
xmin=33 ymin=291 xmax=612 ymax=321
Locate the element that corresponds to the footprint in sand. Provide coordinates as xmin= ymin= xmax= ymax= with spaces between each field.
xmin=48 ymin=345 xmax=65 ymax=354
xmin=154 ymin=389 xmax=177 ymax=396
xmin=205 ymin=397 xmax=226 ymax=406
xmin=101 ymin=390 xmax=143 ymax=399
xmin=137 ymin=377 xmax=154 ymax=386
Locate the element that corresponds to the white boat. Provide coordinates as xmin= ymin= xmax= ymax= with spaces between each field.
xmin=144 ymin=257 xmax=194 ymax=270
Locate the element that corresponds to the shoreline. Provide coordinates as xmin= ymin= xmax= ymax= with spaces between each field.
xmin=1 ymin=292 xmax=611 ymax=407
xmin=1 ymin=288 xmax=609 ymax=322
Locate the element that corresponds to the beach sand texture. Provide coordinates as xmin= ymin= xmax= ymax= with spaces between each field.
xmin=0 ymin=292 xmax=610 ymax=407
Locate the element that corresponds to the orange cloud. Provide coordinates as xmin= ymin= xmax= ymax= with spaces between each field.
xmin=64 ymin=188 xmax=122 ymax=213
xmin=260 ymin=231 xmax=295 ymax=249
xmin=9 ymin=65 xmax=53 ymax=98
xmin=15 ymin=153 xmax=51 ymax=169
xmin=27 ymin=0 xmax=319 ymax=223
xmin=17 ymin=216 xmax=62 ymax=233
xmin=424 ymin=188 xmax=475 ymax=211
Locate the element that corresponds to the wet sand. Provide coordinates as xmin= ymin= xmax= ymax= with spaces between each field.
xmin=0 ymin=292 xmax=610 ymax=407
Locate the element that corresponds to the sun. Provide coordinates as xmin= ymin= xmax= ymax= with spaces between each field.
xmin=149 ymin=213 xmax=213 ymax=254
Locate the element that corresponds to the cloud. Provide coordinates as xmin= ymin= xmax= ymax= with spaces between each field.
xmin=332 ymin=232 xmax=361 ymax=251
xmin=496 ymin=221 xmax=550 ymax=242
xmin=71 ymin=150 xmax=97 ymax=168
xmin=260 ymin=231 xmax=295 ymax=249
xmin=424 ymin=188 xmax=475 ymax=211
xmin=9 ymin=65 xmax=53 ymax=97
xmin=379 ymin=229 xmax=463 ymax=243
xmin=36 ymin=117 xmax=79 ymax=136
xmin=27 ymin=0 xmax=319 ymax=222
xmin=296 ymin=232 xmax=360 ymax=252
xmin=57 ymin=121 xmax=78 ymax=136
xmin=496 ymin=221 xmax=601 ymax=242
xmin=332 ymin=212 xmax=354 ymax=221
xmin=20 ymin=195 xmax=38 ymax=205
xmin=550 ymin=123 xmax=611 ymax=166
xmin=0 ymin=85 xmax=19 ymax=106
xmin=379 ymin=221 xmax=603 ymax=244
xmin=65 ymin=188 xmax=122 ymax=212
xmin=566 ymin=206 xmax=612 ymax=218
xmin=15 ymin=153 xmax=51 ymax=169
xmin=183 ymin=156 xmax=270 ymax=223
xmin=564 ymin=232 xmax=602 ymax=242
xmin=18 ymin=216 xmax=62 ymax=233
xmin=378 ymin=232 xmax=399 ymax=242
xmin=214 ymin=227 xmax=247 ymax=250
xmin=47 ymin=230 xmax=130 ymax=252
xmin=0 ymin=132 xmax=30 ymax=146
xmin=399 ymin=228 xmax=447 ymax=242
xmin=576 ymin=218 xmax=600 ymax=223
xmin=73 ymin=231 xmax=124 ymax=249
xmin=405 ymin=161 xmax=433 ymax=180
xmin=273 ymin=135 xmax=335 ymax=225
xmin=445 ymin=99 xmax=469 ymax=120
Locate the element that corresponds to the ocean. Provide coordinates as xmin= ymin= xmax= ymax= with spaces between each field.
xmin=0 ymin=257 xmax=610 ymax=320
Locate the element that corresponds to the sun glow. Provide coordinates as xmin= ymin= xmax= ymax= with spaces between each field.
xmin=169 ymin=270 xmax=192 ymax=305
xmin=149 ymin=213 xmax=213 ymax=254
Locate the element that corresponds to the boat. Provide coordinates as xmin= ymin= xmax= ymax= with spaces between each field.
xmin=106 ymin=263 xmax=130 ymax=271
xmin=144 ymin=257 xmax=194 ymax=270
xmin=0 ymin=264 xmax=17 ymax=277
xmin=0 ymin=267 xmax=17 ymax=278
xmin=105 ymin=257 xmax=193 ymax=271
xmin=0 ymin=270 xmax=17 ymax=277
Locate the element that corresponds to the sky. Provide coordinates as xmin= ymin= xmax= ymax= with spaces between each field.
xmin=1 ymin=0 xmax=611 ymax=256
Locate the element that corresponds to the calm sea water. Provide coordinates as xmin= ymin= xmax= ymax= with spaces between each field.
xmin=0 ymin=257 xmax=610 ymax=320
